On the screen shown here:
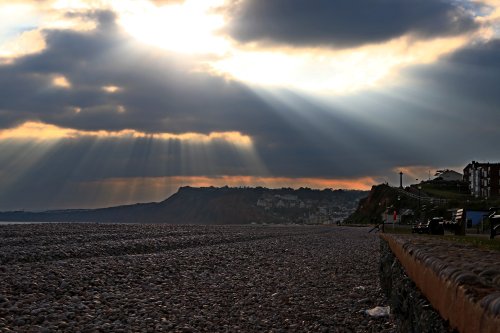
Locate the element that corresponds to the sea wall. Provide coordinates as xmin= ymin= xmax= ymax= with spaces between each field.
xmin=379 ymin=237 xmax=452 ymax=332
xmin=379 ymin=234 xmax=500 ymax=333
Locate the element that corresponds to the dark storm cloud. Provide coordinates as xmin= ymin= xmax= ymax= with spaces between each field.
xmin=0 ymin=11 xmax=278 ymax=134
xmin=225 ymin=0 xmax=478 ymax=48
xmin=337 ymin=38 xmax=500 ymax=167
xmin=1 ymin=9 xmax=500 ymax=210
xmin=251 ymin=37 xmax=500 ymax=180
xmin=0 ymin=10 xmax=407 ymax=180
xmin=418 ymin=39 xmax=500 ymax=106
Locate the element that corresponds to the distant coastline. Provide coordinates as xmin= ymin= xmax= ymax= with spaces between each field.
xmin=0 ymin=186 xmax=368 ymax=224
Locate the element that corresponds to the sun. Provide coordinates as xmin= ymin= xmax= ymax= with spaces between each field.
xmin=118 ymin=0 xmax=229 ymax=55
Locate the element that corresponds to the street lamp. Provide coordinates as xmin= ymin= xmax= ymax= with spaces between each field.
xmin=418 ymin=185 xmax=422 ymax=223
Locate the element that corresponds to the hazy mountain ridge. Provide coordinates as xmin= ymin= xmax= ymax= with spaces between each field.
xmin=0 ymin=186 xmax=368 ymax=224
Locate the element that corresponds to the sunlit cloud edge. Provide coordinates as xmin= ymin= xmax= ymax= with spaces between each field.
xmin=0 ymin=121 xmax=253 ymax=146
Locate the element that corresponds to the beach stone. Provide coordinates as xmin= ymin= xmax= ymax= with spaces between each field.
xmin=0 ymin=224 xmax=396 ymax=332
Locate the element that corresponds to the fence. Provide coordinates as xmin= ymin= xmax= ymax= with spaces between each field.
xmin=395 ymin=188 xmax=448 ymax=205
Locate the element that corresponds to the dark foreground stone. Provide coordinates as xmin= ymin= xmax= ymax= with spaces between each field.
xmin=0 ymin=224 xmax=395 ymax=332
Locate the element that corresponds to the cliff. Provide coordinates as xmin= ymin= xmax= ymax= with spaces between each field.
xmin=346 ymin=184 xmax=398 ymax=224
xmin=0 ymin=186 xmax=367 ymax=224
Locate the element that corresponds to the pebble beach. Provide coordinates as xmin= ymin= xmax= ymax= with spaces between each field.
xmin=0 ymin=224 xmax=395 ymax=332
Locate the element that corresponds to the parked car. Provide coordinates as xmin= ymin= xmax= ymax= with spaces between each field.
xmin=412 ymin=217 xmax=444 ymax=235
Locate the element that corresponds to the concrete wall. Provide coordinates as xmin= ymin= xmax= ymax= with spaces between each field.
xmin=380 ymin=234 xmax=500 ymax=333
xmin=379 ymin=239 xmax=453 ymax=332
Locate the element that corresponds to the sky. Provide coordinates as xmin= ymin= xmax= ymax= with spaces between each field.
xmin=0 ymin=0 xmax=499 ymax=210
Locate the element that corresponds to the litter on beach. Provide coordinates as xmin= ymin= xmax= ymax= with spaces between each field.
xmin=365 ymin=306 xmax=391 ymax=317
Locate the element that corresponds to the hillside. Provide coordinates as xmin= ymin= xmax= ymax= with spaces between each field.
xmin=346 ymin=181 xmax=500 ymax=225
xmin=346 ymin=184 xmax=397 ymax=224
xmin=0 ymin=187 xmax=368 ymax=224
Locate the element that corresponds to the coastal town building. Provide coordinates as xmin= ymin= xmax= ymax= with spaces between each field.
xmin=256 ymin=192 xmax=359 ymax=224
xmin=463 ymin=161 xmax=500 ymax=198
xmin=434 ymin=170 xmax=463 ymax=182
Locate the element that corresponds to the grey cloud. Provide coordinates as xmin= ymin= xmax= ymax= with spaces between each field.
xmin=0 ymin=11 xmax=279 ymax=135
xmin=1 ymin=10 xmax=500 ymax=210
xmin=339 ymin=39 xmax=500 ymax=166
xmin=225 ymin=0 xmax=477 ymax=48
xmin=258 ymin=38 xmax=500 ymax=178
xmin=427 ymin=39 xmax=500 ymax=104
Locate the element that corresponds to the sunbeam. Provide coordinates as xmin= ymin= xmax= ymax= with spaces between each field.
xmin=1 ymin=0 xmax=499 ymax=211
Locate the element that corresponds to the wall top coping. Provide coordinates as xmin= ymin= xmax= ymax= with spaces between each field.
xmin=380 ymin=234 xmax=500 ymax=333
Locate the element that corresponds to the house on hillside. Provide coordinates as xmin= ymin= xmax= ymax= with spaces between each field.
xmin=434 ymin=170 xmax=463 ymax=182
xmin=463 ymin=161 xmax=500 ymax=198
xmin=256 ymin=196 xmax=273 ymax=210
